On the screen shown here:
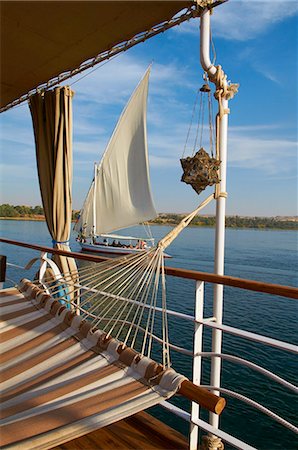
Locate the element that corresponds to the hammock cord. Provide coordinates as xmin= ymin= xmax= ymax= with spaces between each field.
xmin=31 ymin=67 xmax=238 ymax=370
xmin=32 ymin=190 xmax=216 ymax=370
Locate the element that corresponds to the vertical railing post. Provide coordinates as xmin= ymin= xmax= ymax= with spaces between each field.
xmin=209 ymin=96 xmax=229 ymax=433
xmin=190 ymin=280 xmax=204 ymax=450
xmin=200 ymin=8 xmax=237 ymax=445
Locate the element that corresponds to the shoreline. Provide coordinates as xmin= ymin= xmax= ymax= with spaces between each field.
xmin=1 ymin=216 xmax=297 ymax=230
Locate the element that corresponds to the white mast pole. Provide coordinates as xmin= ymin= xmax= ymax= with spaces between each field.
xmin=92 ymin=162 xmax=97 ymax=239
xmin=200 ymin=6 xmax=234 ymax=442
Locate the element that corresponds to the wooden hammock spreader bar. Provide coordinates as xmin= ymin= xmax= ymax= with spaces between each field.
xmin=1 ymin=237 xmax=297 ymax=299
xmin=179 ymin=380 xmax=226 ymax=414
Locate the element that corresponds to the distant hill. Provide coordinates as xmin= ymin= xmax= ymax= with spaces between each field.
xmin=0 ymin=204 xmax=297 ymax=230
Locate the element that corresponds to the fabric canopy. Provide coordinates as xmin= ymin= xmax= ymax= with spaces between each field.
xmin=0 ymin=284 xmax=186 ymax=449
xmin=1 ymin=1 xmax=193 ymax=109
xmin=29 ymin=87 xmax=78 ymax=290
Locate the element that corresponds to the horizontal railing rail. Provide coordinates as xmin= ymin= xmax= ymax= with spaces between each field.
xmin=1 ymin=237 xmax=297 ymax=299
xmin=1 ymin=237 xmax=298 ymax=448
xmin=160 ymin=401 xmax=257 ymax=450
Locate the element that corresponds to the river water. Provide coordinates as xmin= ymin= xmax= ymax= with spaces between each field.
xmin=0 ymin=220 xmax=297 ymax=449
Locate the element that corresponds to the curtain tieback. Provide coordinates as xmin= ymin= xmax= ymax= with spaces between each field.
xmin=52 ymin=239 xmax=70 ymax=245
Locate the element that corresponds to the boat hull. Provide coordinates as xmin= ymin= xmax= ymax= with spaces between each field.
xmin=79 ymin=242 xmax=171 ymax=258
xmin=79 ymin=242 xmax=149 ymax=256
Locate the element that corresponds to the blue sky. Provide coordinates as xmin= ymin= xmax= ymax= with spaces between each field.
xmin=0 ymin=0 xmax=297 ymax=216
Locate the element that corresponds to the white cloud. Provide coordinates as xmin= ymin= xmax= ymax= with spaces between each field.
xmin=148 ymin=121 xmax=297 ymax=177
xmin=69 ymin=53 xmax=192 ymax=110
xmin=177 ymin=1 xmax=298 ymax=41
xmin=228 ymin=134 xmax=297 ymax=174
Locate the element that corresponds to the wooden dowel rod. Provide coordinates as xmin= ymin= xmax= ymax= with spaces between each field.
xmin=178 ymin=380 xmax=226 ymax=415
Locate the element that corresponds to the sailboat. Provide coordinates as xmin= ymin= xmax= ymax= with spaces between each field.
xmin=74 ymin=68 xmax=158 ymax=256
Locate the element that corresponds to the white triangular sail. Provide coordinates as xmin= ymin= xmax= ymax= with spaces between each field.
xmin=74 ymin=68 xmax=157 ymax=237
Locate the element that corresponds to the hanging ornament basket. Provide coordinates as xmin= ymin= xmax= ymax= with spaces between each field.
xmin=180 ymin=147 xmax=220 ymax=195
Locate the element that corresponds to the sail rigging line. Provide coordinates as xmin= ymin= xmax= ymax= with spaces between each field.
xmin=143 ymin=221 xmax=154 ymax=240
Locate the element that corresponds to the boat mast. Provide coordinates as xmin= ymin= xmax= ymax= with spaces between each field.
xmin=92 ymin=162 xmax=97 ymax=239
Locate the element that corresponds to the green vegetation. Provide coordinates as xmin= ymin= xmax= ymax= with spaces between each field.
xmin=150 ymin=213 xmax=298 ymax=230
xmin=0 ymin=204 xmax=44 ymax=218
xmin=0 ymin=204 xmax=297 ymax=229
xmin=0 ymin=204 xmax=78 ymax=221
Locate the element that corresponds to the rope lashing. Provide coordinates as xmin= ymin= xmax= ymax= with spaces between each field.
xmin=215 ymin=190 xmax=228 ymax=199
xmin=197 ymin=0 xmax=215 ymax=7
xmin=201 ymin=435 xmax=224 ymax=450
xmin=209 ymin=65 xmax=239 ymax=118
xmin=52 ymin=239 xmax=70 ymax=245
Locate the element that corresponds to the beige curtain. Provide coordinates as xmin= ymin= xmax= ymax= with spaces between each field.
xmin=29 ymin=86 xmax=78 ymax=298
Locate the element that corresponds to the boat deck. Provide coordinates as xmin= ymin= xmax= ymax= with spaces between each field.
xmin=53 ymin=411 xmax=188 ymax=450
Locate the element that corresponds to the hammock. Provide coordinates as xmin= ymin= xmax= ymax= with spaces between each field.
xmin=0 ymin=217 xmax=225 ymax=449
xmin=0 ymin=285 xmax=188 ymax=449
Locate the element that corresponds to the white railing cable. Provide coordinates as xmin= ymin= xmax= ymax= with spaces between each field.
xmin=202 ymin=386 xmax=298 ymax=434
xmin=5 ymin=250 xmax=297 ymax=445
xmin=47 ymin=278 xmax=298 ymax=356
xmin=199 ymin=319 xmax=298 ymax=354
xmin=7 ymin=262 xmax=26 ymax=270
xmin=198 ymin=353 xmax=298 ymax=393
xmin=56 ymin=280 xmax=298 ymax=355
xmin=160 ymin=401 xmax=257 ymax=450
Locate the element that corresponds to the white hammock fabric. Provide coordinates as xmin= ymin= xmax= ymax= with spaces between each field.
xmin=0 ymin=286 xmax=186 ymax=450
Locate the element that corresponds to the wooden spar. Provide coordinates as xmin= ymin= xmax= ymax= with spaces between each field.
xmin=1 ymin=238 xmax=297 ymax=299
xmin=178 ymin=380 xmax=226 ymax=415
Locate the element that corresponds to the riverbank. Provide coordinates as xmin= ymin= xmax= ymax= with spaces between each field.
xmin=1 ymin=215 xmax=297 ymax=230
xmin=0 ymin=216 xmax=45 ymax=221
xmin=149 ymin=214 xmax=297 ymax=230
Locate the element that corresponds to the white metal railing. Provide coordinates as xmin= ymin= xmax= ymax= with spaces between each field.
xmin=2 ymin=245 xmax=298 ymax=450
